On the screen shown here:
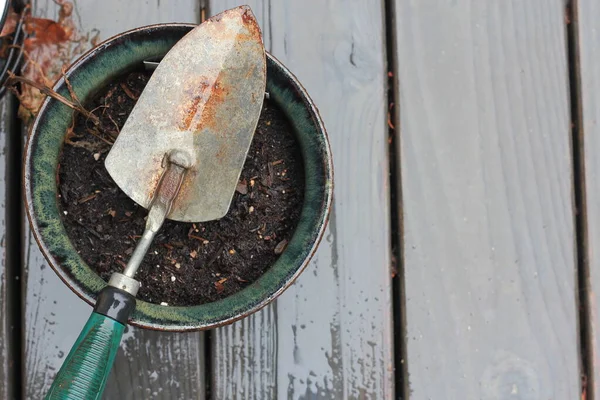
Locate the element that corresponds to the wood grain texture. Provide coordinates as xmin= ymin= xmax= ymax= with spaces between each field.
xmin=24 ymin=1 xmax=206 ymax=399
xmin=575 ymin=0 xmax=600 ymax=398
xmin=394 ymin=1 xmax=579 ymax=399
xmin=0 ymin=95 xmax=15 ymax=400
xmin=213 ymin=306 xmax=277 ymax=399
xmin=210 ymin=1 xmax=394 ymax=399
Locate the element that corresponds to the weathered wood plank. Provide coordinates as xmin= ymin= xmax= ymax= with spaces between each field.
xmin=24 ymin=1 xmax=206 ymax=399
xmin=213 ymin=306 xmax=277 ymax=399
xmin=575 ymin=0 xmax=600 ymax=398
xmin=394 ymin=1 xmax=579 ymax=398
xmin=107 ymin=330 xmax=205 ymax=400
xmin=0 ymin=95 xmax=16 ymax=400
xmin=210 ymin=1 xmax=394 ymax=399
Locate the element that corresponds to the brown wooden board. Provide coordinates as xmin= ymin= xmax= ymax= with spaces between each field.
xmin=575 ymin=0 xmax=600 ymax=398
xmin=0 ymin=95 xmax=16 ymax=399
xmin=393 ymin=0 xmax=580 ymax=398
xmin=209 ymin=1 xmax=395 ymax=398
xmin=23 ymin=1 xmax=206 ymax=399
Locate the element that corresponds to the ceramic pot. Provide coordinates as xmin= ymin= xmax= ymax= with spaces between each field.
xmin=24 ymin=24 xmax=333 ymax=331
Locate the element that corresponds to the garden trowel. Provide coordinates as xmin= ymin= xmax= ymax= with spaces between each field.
xmin=46 ymin=6 xmax=266 ymax=400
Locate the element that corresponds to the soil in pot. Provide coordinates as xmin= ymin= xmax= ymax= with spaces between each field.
xmin=57 ymin=69 xmax=305 ymax=306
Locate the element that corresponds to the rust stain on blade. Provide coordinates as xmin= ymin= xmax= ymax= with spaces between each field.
xmin=178 ymin=76 xmax=229 ymax=133
xmin=240 ymin=7 xmax=262 ymax=38
xmin=178 ymin=76 xmax=210 ymax=131
xmin=198 ymin=80 xmax=229 ymax=132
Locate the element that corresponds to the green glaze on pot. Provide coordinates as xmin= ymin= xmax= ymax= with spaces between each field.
xmin=24 ymin=24 xmax=333 ymax=331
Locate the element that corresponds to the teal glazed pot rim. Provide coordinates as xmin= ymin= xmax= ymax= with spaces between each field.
xmin=24 ymin=24 xmax=333 ymax=331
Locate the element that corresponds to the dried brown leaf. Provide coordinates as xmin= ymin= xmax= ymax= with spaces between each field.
xmin=15 ymin=1 xmax=98 ymax=123
xmin=0 ymin=8 xmax=19 ymax=37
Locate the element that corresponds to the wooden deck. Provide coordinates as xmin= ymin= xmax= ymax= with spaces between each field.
xmin=0 ymin=0 xmax=596 ymax=398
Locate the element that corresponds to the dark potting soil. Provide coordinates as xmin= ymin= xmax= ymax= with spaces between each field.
xmin=57 ymin=70 xmax=305 ymax=306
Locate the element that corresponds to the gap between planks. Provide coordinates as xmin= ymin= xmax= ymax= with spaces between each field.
xmin=565 ymin=2 xmax=592 ymax=399
xmin=1 ymin=93 xmax=23 ymax=400
xmin=383 ymin=0 xmax=408 ymax=397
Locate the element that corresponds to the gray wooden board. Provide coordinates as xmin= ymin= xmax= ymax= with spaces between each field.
xmin=24 ymin=1 xmax=206 ymax=399
xmin=0 ymin=95 xmax=14 ymax=399
xmin=210 ymin=1 xmax=394 ymax=399
xmin=393 ymin=1 xmax=580 ymax=399
xmin=576 ymin=0 xmax=600 ymax=397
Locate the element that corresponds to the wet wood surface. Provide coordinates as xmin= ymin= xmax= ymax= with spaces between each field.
xmin=393 ymin=0 xmax=580 ymax=398
xmin=13 ymin=0 xmax=594 ymax=399
xmin=23 ymin=1 xmax=206 ymax=399
xmin=575 ymin=0 xmax=600 ymax=398
xmin=209 ymin=1 xmax=395 ymax=399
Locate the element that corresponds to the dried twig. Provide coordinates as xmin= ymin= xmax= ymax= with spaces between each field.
xmin=5 ymin=70 xmax=100 ymax=124
xmin=62 ymin=66 xmax=84 ymax=109
xmin=106 ymin=114 xmax=120 ymax=138
xmin=77 ymin=193 xmax=98 ymax=204
xmin=119 ymin=82 xmax=138 ymax=100
xmin=189 ymin=234 xmax=208 ymax=242
xmin=89 ymin=104 xmax=108 ymax=119
xmin=85 ymin=128 xmax=114 ymax=145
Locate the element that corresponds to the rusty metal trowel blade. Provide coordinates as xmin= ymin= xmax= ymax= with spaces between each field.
xmin=104 ymin=6 xmax=266 ymax=222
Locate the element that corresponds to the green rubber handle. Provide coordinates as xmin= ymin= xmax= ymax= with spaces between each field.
xmin=45 ymin=312 xmax=125 ymax=400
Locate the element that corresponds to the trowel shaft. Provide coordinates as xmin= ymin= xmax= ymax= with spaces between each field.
xmin=123 ymin=152 xmax=189 ymax=278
